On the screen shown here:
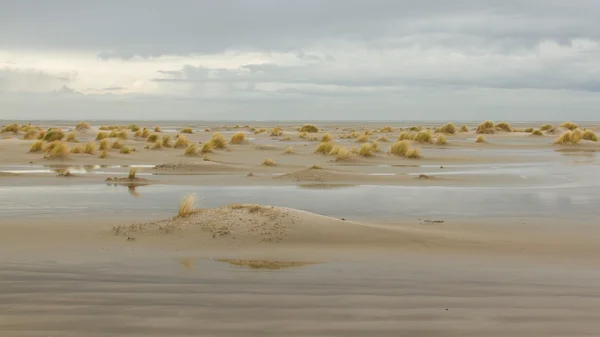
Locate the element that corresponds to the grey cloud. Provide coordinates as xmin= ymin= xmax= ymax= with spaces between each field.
xmin=0 ymin=68 xmax=75 ymax=93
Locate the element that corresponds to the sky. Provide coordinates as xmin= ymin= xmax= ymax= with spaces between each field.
xmin=1 ymin=0 xmax=600 ymax=121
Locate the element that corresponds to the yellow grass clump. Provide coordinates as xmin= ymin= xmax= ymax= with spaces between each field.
xmin=36 ymin=130 xmax=47 ymax=140
xmin=99 ymin=149 xmax=108 ymax=158
xmin=540 ymin=124 xmax=553 ymax=131
xmin=300 ymin=124 xmax=319 ymax=133
xmin=184 ymin=144 xmax=198 ymax=156
xmin=262 ymin=158 xmax=276 ymax=166
xmin=1 ymin=123 xmax=20 ymax=134
xmin=96 ymin=132 xmax=109 ymax=140
xmin=409 ymin=126 xmax=422 ymax=132
xmin=109 ymin=130 xmax=118 ymax=138
xmin=496 ymin=122 xmax=512 ymax=132
xmin=380 ymin=126 xmax=393 ymax=133
xmin=371 ymin=141 xmax=381 ymax=152
xmin=560 ymin=121 xmax=579 ymax=130
xmin=298 ymin=131 xmax=308 ymax=139
xmin=209 ymin=133 xmax=227 ymax=148
xmin=475 ymin=135 xmax=486 ymax=143
xmin=476 ymin=121 xmax=495 ymax=134
xmin=84 ymin=142 xmax=96 ymax=155
xmin=99 ymin=139 xmax=109 ymax=150
xmin=154 ymin=126 xmax=161 ymax=132
xmin=161 ymin=135 xmax=173 ymax=148
xmin=405 ymin=148 xmax=421 ymax=159
xmin=377 ymin=136 xmax=389 ymax=142
xmin=75 ymin=122 xmax=91 ymax=131
xmin=332 ymin=146 xmax=350 ymax=160
xmin=315 ymin=141 xmax=335 ymax=154
xmin=66 ymin=132 xmax=77 ymax=142
xmin=120 ymin=146 xmax=132 ymax=154
xmin=414 ymin=130 xmax=432 ymax=143
xmin=141 ymin=129 xmax=151 ymax=138
xmin=151 ymin=140 xmax=163 ymax=150
xmin=181 ymin=127 xmax=193 ymax=134
xmin=439 ymin=123 xmax=456 ymax=134
xmin=436 ymin=133 xmax=447 ymax=145
xmin=43 ymin=129 xmax=65 ymax=142
xmin=128 ymin=124 xmax=140 ymax=132
xmin=116 ymin=130 xmax=128 ymax=140
xmin=524 ymin=128 xmax=534 ymax=133
xmin=253 ymin=128 xmax=266 ymax=134
xmin=356 ymin=134 xmax=369 ymax=143
xmin=321 ymin=133 xmax=333 ymax=142
xmin=44 ymin=141 xmax=69 ymax=159
xmin=582 ymin=129 xmax=598 ymax=142
xmin=133 ymin=130 xmax=142 ymax=138
xmin=270 ymin=127 xmax=283 ymax=136
xmin=554 ymin=130 xmax=582 ymax=145
xmin=230 ymin=132 xmax=246 ymax=144
xmin=111 ymin=140 xmax=123 ymax=149
xmin=147 ymin=134 xmax=159 ymax=142
xmin=128 ymin=168 xmax=138 ymax=179
xmin=24 ymin=129 xmax=38 ymax=140
xmin=201 ymin=142 xmax=214 ymax=154
xmin=29 ymin=141 xmax=44 ymax=152
xmin=460 ymin=125 xmax=469 ymax=132
xmin=284 ymin=146 xmax=294 ymax=154
xmin=532 ymin=129 xmax=543 ymax=136
xmin=177 ymin=194 xmax=197 ymax=218
xmin=174 ymin=135 xmax=189 ymax=148
xmin=390 ymin=141 xmax=410 ymax=157
xmin=358 ymin=143 xmax=374 ymax=157
xmin=398 ymin=131 xmax=414 ymax=141
xmin=71 ymin=146 xmax=83 ymax=154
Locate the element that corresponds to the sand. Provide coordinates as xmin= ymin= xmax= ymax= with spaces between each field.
xmin=1 ymin=120 xmax=600 ymax=336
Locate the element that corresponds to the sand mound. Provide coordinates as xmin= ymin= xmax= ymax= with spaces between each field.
xmin=275 ymin=168 xmax=355 ymax=182
xmin=153 ymin=161 xmax=242 ymax=174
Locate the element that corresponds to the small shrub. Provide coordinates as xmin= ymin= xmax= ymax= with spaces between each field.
xmin=582 ymin=129 xmax=598 ymax=142
xmin=405 ymin=148 xmax=421 ymax=159
xmin=84 ymin=142 xmax=96 ymax=155
xmin=270 ymin=127 xmax=283 ymax=136
xmin=209 ymin=133 xmax=227 ymax=148
xmin=177 ymin=194 xmax=197 ymax=217
xmin=436 ymin=134 xmax=447 ymax=145
xmin=99 ymin=149 xmax=108 ymax=158
xmin=254 ymin=128 xmax=265 ymax=134
xmin=310 ymin=164 xmax=322 ymax=169
xmin=414 ymin=130 xmax=432 ymax=143
xmin=540 ymin=124 xmax=553 ymax=131
xmin=120 ymin=146 xmax=132 ymax=154
xmin=44 ymin=141 xmax=69 ymax=159
xmin=298 ymin=132 xmax=308 ymax=139
xmin=128 ymin=124 xmax=140 ymax=132
xmin=409 ymin=126 xmax=422 ymax=132
xmin=371 ymin=141 xmax=381 ymax=152
xmin=560 ymin=121 xmax=578 ymax=130
xmin=377 ymin=136 xmax=389 ymax=142
xmin=230 ymin=132 xmax=246 ymax=144
xmin=99 ymin=139 xmax=109 ymax=150
xmin=37 ymin=130 xmax=47 ymax=140
xmin=109 ymin=130 xmax=118 ymax=138
xmin=184 ymin=144 xmax=198 ymax=156
xmin=154 ymin=126 xmax=161 ymax=132
xmin=476 ymin=121 xmax=495 ymax=134
xmin=315 ymin=141 xmax=335 ymax=154
xmin=128 ymin=168 xmax=138 ymax=179
xmin=380 ymin=126 xmax=393 ymax=133
xmin=398 ymin=132 xmax=415 ymax=141
xmin=96 ymin=132 xmax=109 ymax=140
xmin=161 ymin=135 xmax=173 ymax=148
xmin=390 ymin=141 xmax=410 ymax=156
xmin=333 ymin=146 xmax=350 ymax=160
xmin=262 ymin=158 xmax=276 ymax=166
xmin=24 ymin=129 xmax=38 ymax=140
xmin=43 ymin=129 xmax=65 ymax=142
xmin=321 ymin=133 xmax=333 ymax=142
xmin=495 ymin=122 xmax=512 ymax=132
xmin=439 ymin=123 xmax=456 ymax=134
xmin=71 ymin=146 xmax=83 ymax=154
xmin=1 ymin=123 xmax=20 ymax=134
xmin=284 ymin=146 xmax=294 ymax=154
xmin=524 ymin=128 xmax=534 ymax=133
xmin=356 ymin=134 xmax=369 ymax=143
xmin=141 ymin=129 xmax=151 ymax=138
xmin=116 ymin=130 xmax=128 ymax=140
xmin=475 ymin=135 xmax=486 ymax=143
xmin=134 ymin=130 xmax=142 ymax=138
xmin=174 ymin=135 xmax=189 ymax=148
xmin=181 ymin=127 xmax=193 ymax=134
xmin=300 ymin=124 xmax=319 ymax=133
xmin=201 ymin=142 xmax=214 ymax=153
xmin=532 ymin=129 xmax=543 ymax=136
xmin=359 ymin=143 xmax=374 ymax=157
xmin=111 ymin=140 xmax=123 ymax=149
xmin=460 ymin=126 xmax=469 ymax=132
xmin=75 ymin=122 xmax=91 ymax=131
xmin=29 ymin=141 xmax=44 ymax=152
xmin=152 ymin=140 xmax=163 ymax=150
xmin=147 ymin=134 xmax=159 ymax=142
xmin=66 ymin=132 xmax=77 ymax=142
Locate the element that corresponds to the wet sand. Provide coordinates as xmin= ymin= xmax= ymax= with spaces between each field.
xmin=1 ymin=120 xmax=600 ymax=336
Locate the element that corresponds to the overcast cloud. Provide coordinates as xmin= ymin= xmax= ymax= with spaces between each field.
xmin=1 ymin=0 xmax=599 ymax=120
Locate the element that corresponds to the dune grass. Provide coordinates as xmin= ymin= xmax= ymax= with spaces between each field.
xmin=315 ymin=141 xmax=335 ymax=154
xmin=270 ymin=127 xmax=283 ymax=136
xmin=174 ymin=135 xmax=189 ymax=148
xmin=128 ymin=168 xmax=138 ymax=179
xmin=409 ymin=126 xmax=422 ymax=132
xmin=44 ymin=141 xmax=69 ymax=159
xmin=154 ymin=126 xmax=161 ymax=132
xmin=554 ymin=130 xmax=582 ymax=145
xmin=475 ymin=135 xmax=486 ymax=143
xmin=161 ymin=135 xmax=173 ymax=148
xmin=180 ymin=127 xmax=193 ymax=134
xmin=230 ymin=132 xmax=246 ymax=144
xmin=282 ymin=136 xmax=292 ymax=141
xmin=116 ymin=130 xmax=128 ymax=140
xmin=321 ymin=133 xmax=333 ymax=142
xmin=128 ymin=124 xmax=140 ymax=132
xmin=540 ymin=124 xmax=553 ymax=131
xmin=356 ymin=134 xmax=369 ymax=143
xmin=436 ymin=133 xmax=447 ymax=145
xmin=496 ymin=122 xmax=512 ymax=132
xmin=284 ymin=146 xmax=294 ymax=154
xmin=37 ymin=130 xmax=47 ymax=140
xmin=96 ymin=132 xmax=109 ymax=140
xmin=371 ymin=141 xmax=381 ymax=152
xmin=380 ymin=126 xmax=393 ymax=133
xmin=201 ymin=142 xmax=214 ymax=154
xmin=460 ymin=125 xmax=469 ymax=132
xmin=524 ymin=128 xmax=534 ymax=133
xmin=111 ymin=140 xmax=123 ymax=149
xmin=560 ymin=121 xmax=579 ymax=130
xmin=262 ymin=158 xmax=276 ymax=166
xmin=147 ymin=134 xmax=159 ymax=142
xmin=43 ymin=129 xmax=65 ymax=142
xmin=98 ymin=139 xmax=109 ymax=150
xmin=151 ymin=140 xmax=163 ymax=150
xmin=439 ymin=122 xmax=456 ymax=134
xmin=476 ymin=121 xmax=495 ymax=134
xmin=184 ymin=144 xmax=198 ymax=156
xmin=358 ymin=143 xmax=374 ymax=157
xmin=133 ymin=130 xmax=142 ymax=138
xmin=109 ymin=130 xmax=118 ymax=138
xmin=71 ymin=146 xmax=83 ymax=154
xmin=376 ymin=136 xmax=390 ymax=142
xmin=29 ymin=141 xmax=44 ymax=152
xmin=332 ymin=146 xmax=350 ymax=160
xmin=1 ymin=123 xmax=20 ymax=134
xmin=398 ymin=131 xmax=415 ymax=141
xmin=141 ymin=129 xmax=151 ymax=138
xmin=177 ymin=194 xmax=197 ymax=218
xmin=253 ymin=128 xmax=266 ymax=134
xmin=99 ymin=149 xmax=108 ymax=158
xmin=300 ymin=124 xmax=319 ymax=133
xmin=298 ymin=131 xmax=308 ymax=139
xmin=405 ymin=148 xmax=421 ymax=159
xmin=414 ymin=130 xmax=432 ymax=143
xmin=532 ymin=129 xmax=543 ymax=136
xmin=24 ymin=129 xmax=38 ymax=140
xmin=66 ymin=132 xmax=77 ymax=142
xmin=390 ymin=141 xmax=410 ymax=156
xmin=75 ymin=122 xmax=91 ymax=131
xmin=582 ymin=129 xmax=598 ymax=142
xmin=209 ymin=133 xmax=227 ymax=149
xmin=120 ymin=146 xmax=132 ymax=154
xmin=84 ymin=142 xmax=96 ymax=154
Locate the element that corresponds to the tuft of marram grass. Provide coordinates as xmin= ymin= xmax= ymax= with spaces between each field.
xmin=151 ymin=140 xmax=163 ymax=150
xmin=414 ymin=130 xmax=432 ymax=143
xmin=475 ymin=135 xmax=486 ymax=143
xmin=321 ymin=133 xmax=333 ymax=142
xmin=380 ymin=126 xmax=393 ymax=133
xmin=554 ymin=130 xmax=580 ymax=145
xmin=439 ymin=123 xmax=456 ymax=134
xmin=496 ymin=122 xmax=512 ymax=132
xmin=284 ymin=146 xmax=294 ymax=154
xmin=333 ymin=146 xmax=350 ymax=160
xmin=582 ymin=129 xmax=598 ymax=142
xmin=436 ymin=133 xmax=447 ymax=145
xmin=310 ymin=163 xmax=322 ymax=169
xmin=300 ymin=124 xmax=319 ymax=133
xmin=356 ymin=134 xmax=369 ymax=143
xmin=540 ymin=124 xmax=553 ymax=131
xmin=180 ymin=127 xmax=193 ymax=134
xmin=147 ymin=134 xmax=159 ymax=142
xmin=282 ymin=136 xmax=292 ymax=141
xmin=177 ymin=193 xmax=197 ymax=218
xmin=405 ymin=148 xmax=421 ymax=159
xmin=67 ymin=132 xmax=77 ymax=142
xmin=99 ymin=149 xmax=108 ymax=158
xmin=29 ymin=141 xmax=44 ymax=152
xmin=377 ymin=136 xmax=389 ymax=142
xmin=398 ymin=131 xmax=415 ymax=141
xmin=560 ymin=121 xmax=579 ymax=131
xmin=37 ymin=130 xmax=47 ymax=140
xmin=201 ymin=142 xmax=214 ymax=153
xmin=460 ymin=125 xmax=469 ymax=132
xmin=262 ymin=158 xmax=276 ymax=166
xmin=184 ymin=144 xmax=198 ymax=156
xmin=116 ymin=130 xmax=128 ymax=140
xmin=253 ymin=128 xmax=265 ymax=134
xmin=1 ymin=123 xmax=20 ymax=134
xmin=128 ymin=124 xmax=140 ymax=132
xmin=71 ymin=146 xmax=83 ymax=154
xmin=210 ymin=133 xmax=227 ymax=149
xmin=315 ymin=141 xmax=335 ymax=154
xmin=111 ymin=140 xmax=123 ymax=149
xmin=270 ymin=127 xmax=283 ymax=136
xmin=409 ymin=126 xmax=422 ymax=132
xmin=476 ymin=121 xmax=495 ymax=134
xmin=120 ymin=146 xmax=132 ymax=154
xmin=154 ymin=126 xmax=161 ymax=132
xmin=358 ymin=143 xmax=374 ymax=157
xmin=43 ymin=129 xmax=65 ymax=142
xmin=109 ymin=130 xmax=117 ymax=138
xmin=298 ymin=131 xmax=308 ymax=139
xmin=141 ymin=129 xmax=151 ymax=138
xmin=161 ymin=135 xmax=173 ymax=148
xmin=128 ymin=168 xmax=138 ymax=179
xmin=134 ymin=130 xmax=142 ymax=138
xmin=390 ymin=141 xmax=410 ymax=156
xmin=98 ymin=139 xmax=109 ymax=150
xmin=44 ymin=141 xmax=69 ymax=159
xmin=174 ymin=135 xmax=189 ymax=148
xmin=230 ymin=132 xmax=246 ymax=144
xmin=24 ymin=129 xmax=38 ymax=140
xmin=96 ymin=132 xmax=109 ymax=140
xmin=75 ymin=122 xmax=91 ymax=131
xmin=84 ymin=142 xmax=96 ymax=155
xmin=532 ymin=129 xmax=543 ymax=136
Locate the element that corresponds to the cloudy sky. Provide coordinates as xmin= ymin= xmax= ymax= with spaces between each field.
xmin=1 ymin=0 xmax=600 ymax=120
